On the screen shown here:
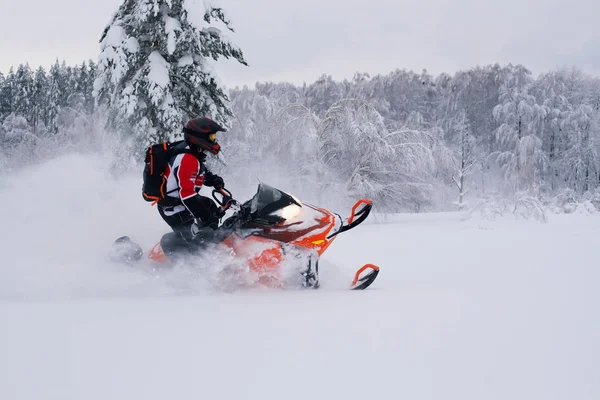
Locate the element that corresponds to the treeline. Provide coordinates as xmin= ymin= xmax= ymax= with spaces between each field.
xmin=1 ymin=61 xmax=600 ymax=211
xmin=0 ymin=60 xmax=96 ymax=133
xmin=221 ymin=65 xmax=600 ymax=210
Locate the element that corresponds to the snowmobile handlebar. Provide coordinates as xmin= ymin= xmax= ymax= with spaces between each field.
xmin=212 ymin=188 xmax=237 ymax=210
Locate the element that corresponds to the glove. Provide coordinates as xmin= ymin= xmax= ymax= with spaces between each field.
xmin=213 ymin=176 xmax=224 ymax=190
xmin=206 ymin=173 xmax=224 ymax=190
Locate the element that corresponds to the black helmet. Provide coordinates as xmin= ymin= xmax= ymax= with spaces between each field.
xmin=182 ymin=116 xmax=226 ymax=155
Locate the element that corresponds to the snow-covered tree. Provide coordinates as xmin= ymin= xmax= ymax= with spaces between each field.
xmin=451 ymin=110 xmax=478 ymax=210
xmin=440 ymin=65 xmax=503 ymax=152
xmin=47 ymin=61 xmax=63 ymax=134
xmin=1 ymin=113 xmax=36 ymax=161
xmin=492 ymin=66 xmax=547 ymax=190
xmin=94 ymin=0 xmax=247 ymax=144
xmin=0 ymin=72 xmax=6 ymax=120
xmin=13 ymin=64 xmax=34 ymax=120
xmin=0 ymin=68 xmax=15 ymax=118
xmin=79 ymin=61 xmax=97 ymax=115
xmin=317 ymin=100 xmax=438 ymax=211
xmin=304 ymin=74 xmax=344 ymax=116
xmin=559 ymin=105 xmax=599 ymax=193
xmin=31 ymin=66 xmax=49 ymax=134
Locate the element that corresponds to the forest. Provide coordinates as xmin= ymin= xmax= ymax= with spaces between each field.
xmin=1 ymin=60 xmax=599 ymax=213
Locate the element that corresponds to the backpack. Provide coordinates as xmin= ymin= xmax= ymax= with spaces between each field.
xmin=142 ymin=140 xmax=194 ymax=204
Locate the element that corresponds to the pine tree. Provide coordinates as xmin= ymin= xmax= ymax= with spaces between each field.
xmin=78 ymin=61 xmax=96 ymax=115
xmin=0 ymin=72 xmax=6 ymax=121
xmin=64 ymin=64 xmax=83 ymax=111
xmin=94 ymin=0 xmax=247 ymax=144
xmin=32 ymin=66 xmax=49 ymax=134
xmin=13 ymin=64 xmax=34 ymax=120
xmin=47 ymin=61 xmax=63 ymax=134
xmin=0 ymin=68 xmax=16 ymax=118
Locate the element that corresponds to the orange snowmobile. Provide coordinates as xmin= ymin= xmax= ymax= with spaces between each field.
xmin=114 ymin=183 xmax=379 ymax=290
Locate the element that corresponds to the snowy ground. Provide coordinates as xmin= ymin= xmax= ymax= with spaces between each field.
xmin=1 ymin=154 xmax=599 ymax=400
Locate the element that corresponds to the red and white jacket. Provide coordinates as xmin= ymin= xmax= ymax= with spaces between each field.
xmin=161 ymin=149 xmax=219 ymax=222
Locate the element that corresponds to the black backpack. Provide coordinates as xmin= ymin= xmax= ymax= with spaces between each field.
xmin=142 ymin=140 xmax=194 ymax=204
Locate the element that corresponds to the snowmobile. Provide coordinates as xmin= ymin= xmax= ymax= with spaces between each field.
xmin=113 ymin=183 xmax=379 ymax=290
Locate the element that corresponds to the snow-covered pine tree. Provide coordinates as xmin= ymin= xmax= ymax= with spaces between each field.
xmin=32 ymin=66 xmax=49 ymax=134
xmin=93 ymin=0 xmax=247 ymax=144
xmin=0 ymin=71 xmax=7 ymax=120
xmin=13 ymin=64 xmax=34 ymax=122
xmin=47 ymin=61 xmax=63 ymax=134
xmin=80 ymin=61 xmax=97 ymax=115
xmin=0 ymin=68 xmax=15 ymax=118
xmin=64 ymin=64 xmax=83 ymax=112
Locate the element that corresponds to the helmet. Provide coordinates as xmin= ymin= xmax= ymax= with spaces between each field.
xmin=182 ymin=117 xmax=226 ymax=155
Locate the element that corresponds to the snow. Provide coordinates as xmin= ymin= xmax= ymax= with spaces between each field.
xmin=199 ymin=54 xmax=229 ymax=94
xmin=103 ymin=24 xmax=126 ymax=48
xmin=160 ymin=92 xmax=174 ymax=111
xmin=1 ymin=154 xmax=599 ymax=400
xmin=119 ymin=84 xmax=138 ymax=116
xmin=95 ymin=24 xmax=131 ymax=88
xmin=124 ymin=37 xmax=139 ymax=54
xmin=147 ymin=51 xmax=170 ymax=89
xmin=164 ymin=16 xmax=181 ymax=55
xmin=205 ymin=26 xmax=222 ymax=35
xmin=183 ymin=0 xmax=210 ymax=31
xmin=91 ymin=75 xmax=104 ymax=98
xmin=177 ymin=55 xmax=194 ymax=67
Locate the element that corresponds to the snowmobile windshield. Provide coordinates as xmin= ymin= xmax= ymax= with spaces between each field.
xmin=248 ymin=183 xmax=302 ymax=225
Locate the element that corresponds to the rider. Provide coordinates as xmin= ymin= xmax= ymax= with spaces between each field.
xmin=158 ymin=116 xmax=228 ymax=249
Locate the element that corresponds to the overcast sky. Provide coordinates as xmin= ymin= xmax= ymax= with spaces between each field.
xmin=1 ymin=0 xmax=599 ymax=87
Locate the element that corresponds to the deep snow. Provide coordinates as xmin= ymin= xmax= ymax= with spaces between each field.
xmin=1 ymin=154 xmax=599 ymax=400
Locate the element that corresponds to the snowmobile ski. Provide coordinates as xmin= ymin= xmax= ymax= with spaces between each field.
xmin=350 ymin=264 xmax=380 ymax=290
